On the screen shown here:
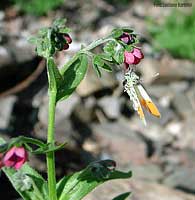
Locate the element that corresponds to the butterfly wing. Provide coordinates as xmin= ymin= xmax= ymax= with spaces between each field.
xmin=126 ymin=85 xmax=147 ymax=125
xmin=135 ymin=84 xmax=161 ymax=118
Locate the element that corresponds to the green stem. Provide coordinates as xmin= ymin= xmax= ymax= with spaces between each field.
xmin=46 ymin=90 xmax=57 ymax=200
xmin=83 ymin=36 xmax=113 ymax=51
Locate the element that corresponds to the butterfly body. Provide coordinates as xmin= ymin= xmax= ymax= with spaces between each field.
xmin=124 ymin=70 xmax=161 ymax=125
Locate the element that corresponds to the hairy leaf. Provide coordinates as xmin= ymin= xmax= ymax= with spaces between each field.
xmin=57 ymin=160 xmax=132 ymax=200
xmin=57 ymin=54 xmax=88 ymax=101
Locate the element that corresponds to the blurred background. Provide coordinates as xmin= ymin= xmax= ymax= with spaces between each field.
xmin=0 ymin=0 xmax=195 ymax=199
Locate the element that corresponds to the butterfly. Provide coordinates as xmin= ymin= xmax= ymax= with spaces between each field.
xmin=123 ymin=70 xmax=161 ymax=125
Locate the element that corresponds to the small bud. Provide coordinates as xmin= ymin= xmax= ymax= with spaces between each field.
xmin=63 ymin=33 xmax=72 ymax=44
xmin=63 ymin=43 xmax=69 ymax=50
xmin=3 ymin=146 xmax=28 ymax=170
xmin=119 ymin=32 xmax=136 ymax=44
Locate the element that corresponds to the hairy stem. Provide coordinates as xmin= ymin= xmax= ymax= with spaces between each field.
xmin=46 ymin=90 xmax=57 ymax=200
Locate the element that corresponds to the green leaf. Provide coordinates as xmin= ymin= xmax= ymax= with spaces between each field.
xmin=99 ymin=53 xmax=113 ymax=62
xmin=111 ymin=27 xmax=133 ymax=39
xmin=125 ymin=45 xmax=133 ymax=52
xmin=99 ymin=63 xmax=112 ymax=72
xmin=0 ymin=136 xmax=45 ymax=153
xmin=112 ymin=192 xmax=131 ymax=200
xmin=57 ymin=54 xmax=88 ymax=101
xmin=57 ymin=160 xmax=132 ymax=200
xmin=103 ymin=41 xmax=117 ymax=56
xmin=112 ymin=29 xmax=124 ymax=38
xmin=92 ymin=62 xmax=101 ymax=77
xmin=47 ymin=57 xmax=64 ymax=92
xmin=93 ymin=55 xmax=104 ymax=67
xmin=53 ymin=18 xmax=67 ymax=28
xmin=32 ymin=142 xmax=67 ymax=154
xmin=59 ymin=27 xmax=71 ymax=34
xmin=3 ymin=165 xmax=48 ymax=200
xmin=0 ymin=138 xmax=48 ymax=200
xmin=113 ymin=45 xmax=125 ymax=64
xmin=0 ymin=142 xmax=8 ymax=153
xmin=121 ymin=27 xmax=133 ymax=33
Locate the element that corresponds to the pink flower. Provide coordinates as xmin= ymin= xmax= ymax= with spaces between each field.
xmin=0 ymin=153 xmax=4 ymax=169
xmin=124 ymin=48 xmax=144 ymax=67
xmin=119 ymin=32 xmax=135 ymax=44
xmin=3 ymin=146 xmax=28 ymax=170
xmin=63 ymin=33 xmax=72 ymax=50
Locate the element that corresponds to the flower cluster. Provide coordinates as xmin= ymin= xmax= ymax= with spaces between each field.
xmin=53 ymin=32 xmax=72 ymax=51
xmin=0 ymin=146 xmax=28 ymax=170
xmin=119 ymin=32 xmax=144 ymax=69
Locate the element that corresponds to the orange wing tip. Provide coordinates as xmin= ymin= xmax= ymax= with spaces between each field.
xmin=138 ymin=106 xmax=147 ymax=126
xmin=145 ymin=100 xmax=161 ymax=118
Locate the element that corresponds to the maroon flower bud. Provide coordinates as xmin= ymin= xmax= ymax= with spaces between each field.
xmin=3 ymin=146 xmax=28 ymax=170
xmin=63 ymin=33 xmax=72 ymax=44
xmin=63 ymin=43 xmax=69 ymax=50
xmin=119 ymin=32 xmax=135 ymax=44
xmin=124 ymin=47 xmax=144 ymax=68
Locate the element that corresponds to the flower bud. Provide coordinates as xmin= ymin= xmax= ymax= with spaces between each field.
xmin=63 ymin=33 xmax=72 ymax=44
xmin=119 ymin=32 xmax=136 ymax=44
xmin=3 ymin=146 xmax=28 ymax=170
xmin=124 ymin=47 xmax=144 ymax=67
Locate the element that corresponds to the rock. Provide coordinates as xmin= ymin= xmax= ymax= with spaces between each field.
xmin=139 ymin=58 xmax=160 ymax=85
xmin=146 ymin=103 xmax=176 ymax=126
xmin=170 ymin=81 xmax=189 ymax=93
xmin=186 ymin=83 xmax=195 ymax=112
xmin=147 ymin=85 xmax=173 ymax=99
xmin=4 ymin=17 xmax=23 ymax=36
xmin=72 ymin=96 xmax=96 ymax=123
xmin=155 ymin=55 xmax=195 ymax=82
xmin=84 ymin=179 xmax=195 ymax=200
xmin=8 ymin=37 xmax=35 ymax=63
xmin=0 ymin=96 xmax=16 ymax=129
xmin=165 ymin=121 xmax=183 ymax=137
xmin=129 ymin=116 xmax=174 ymax=145
xmin=172 ymin=91 xmax=194 ymax=119
xmin=92 ymin=120 xmax=148 ymax=168
xmin=162 ymin=148 xmax=195 ymax=169
xmin=0 ymin=11 xmax=5 ymax=21
xmin=172 ymin=113 xmax=195 ymax=150
xmin=163 ymin=166 xmax=195 ymax=193
xmin=97 ymin=96 xmax=121 ymax=120
xmin=79 ymin=3 xmax=101 ymax=26
xmin=0 ymin=46 xmax=12 ymax=67
xmin=132 ymin=163 xmax=164 ymax=182
xmin=76 ymin=66 xmax=117 ymax=97
xmin=38 ymin=93 xmax=80 ymax=127
xmin=77 ymin=66 xmax=118 ymax=97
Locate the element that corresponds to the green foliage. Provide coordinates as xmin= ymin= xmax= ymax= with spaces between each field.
xmin=1 ymin=137 xmax=132 ymax=200
xmin=13 ymin=0 xmax=64 ymax=16
xmin=0 ymin=20 xmax=135 ymax=200
xmin=57 ymin=54 xmax=88 ymax=101
xmin=149 ymin=8 xmax=195 ymax=61
xmin=29 ymin=19 xmax=71 ymax=58
xmin=0 ymin=136 xmax=66 ymax=155
xmin=0 ymin=138 xmax=48 ymax=200
xmin=112 ymin=192 xmax=131 ymax=200
xmin=57 ymin=160 xmax=132 ymax=200
xmin=105 ymin=0 xmax=130 ymax=6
